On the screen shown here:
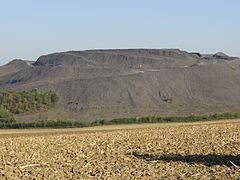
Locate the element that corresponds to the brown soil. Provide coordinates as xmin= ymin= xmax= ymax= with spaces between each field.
xmin=0 ymin=120 xmax=239 ymax=179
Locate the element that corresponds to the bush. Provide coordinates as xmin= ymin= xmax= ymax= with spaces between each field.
xmin=0 ymin=107 xmax=16 ymax=123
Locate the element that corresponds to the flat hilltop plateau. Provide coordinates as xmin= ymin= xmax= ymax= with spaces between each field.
xmin=1 ymin=49 xmax=240 ymax=121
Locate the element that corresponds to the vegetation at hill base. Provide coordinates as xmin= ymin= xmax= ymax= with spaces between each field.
xmin=0 ymin=89 xmax=60 ymax=114
xmin=1 ymin=111 xmax=240 ymax=129
xmin=108 ymin=112 xmax=240 ymax=124
xmin=0 ymin=119 xmax=87 ymax=129
xmin=0 ymin=108 xmax=16 ymax=123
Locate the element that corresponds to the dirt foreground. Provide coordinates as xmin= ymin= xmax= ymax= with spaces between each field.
xmin=0 ymin=120 xmax=239 ymax=179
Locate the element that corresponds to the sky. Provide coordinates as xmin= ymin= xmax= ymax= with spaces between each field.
xmin=0 ymin=0 xmax=240 ymax=65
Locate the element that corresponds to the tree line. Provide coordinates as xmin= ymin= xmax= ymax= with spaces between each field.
xmin=0 ymin=119 xmax=87 ymax=129
xmin=1 ymin=112 xmax=239 ymax=129
xmin=107 ymin=112 xmax=240 ymax=124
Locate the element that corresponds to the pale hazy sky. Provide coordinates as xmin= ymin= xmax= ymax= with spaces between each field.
xmin=0 ymin=0 xmax=240 ymax=65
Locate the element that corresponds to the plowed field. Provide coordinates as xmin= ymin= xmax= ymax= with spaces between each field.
xmin=0 ymin=120 xmax=239 ymax=179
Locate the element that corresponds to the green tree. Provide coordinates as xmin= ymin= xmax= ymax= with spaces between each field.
xmin=0 ymin=89 xmax=61 ymax=114
xmin=0 ymin=107 xmax=16 ymax=123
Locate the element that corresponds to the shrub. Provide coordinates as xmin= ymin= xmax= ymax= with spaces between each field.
xmin=0 ymin=107 xmax=16 ymax=123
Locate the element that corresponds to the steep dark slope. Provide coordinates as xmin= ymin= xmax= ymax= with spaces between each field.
xmin=0 ymin=49 xmax=240 ymax=121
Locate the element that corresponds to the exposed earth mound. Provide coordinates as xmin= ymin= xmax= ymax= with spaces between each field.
xmin=0 ymin=49 xmax=240 ymax=122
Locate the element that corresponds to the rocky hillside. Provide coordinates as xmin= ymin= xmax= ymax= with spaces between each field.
xmin=1 ymin=49 xmax=240 ymax=121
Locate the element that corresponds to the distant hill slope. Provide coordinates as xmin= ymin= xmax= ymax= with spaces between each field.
xmin=0 ymin=59 xmax=33 ymax=77
xmin=0 ymin=49 xmax=240 ymax=122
